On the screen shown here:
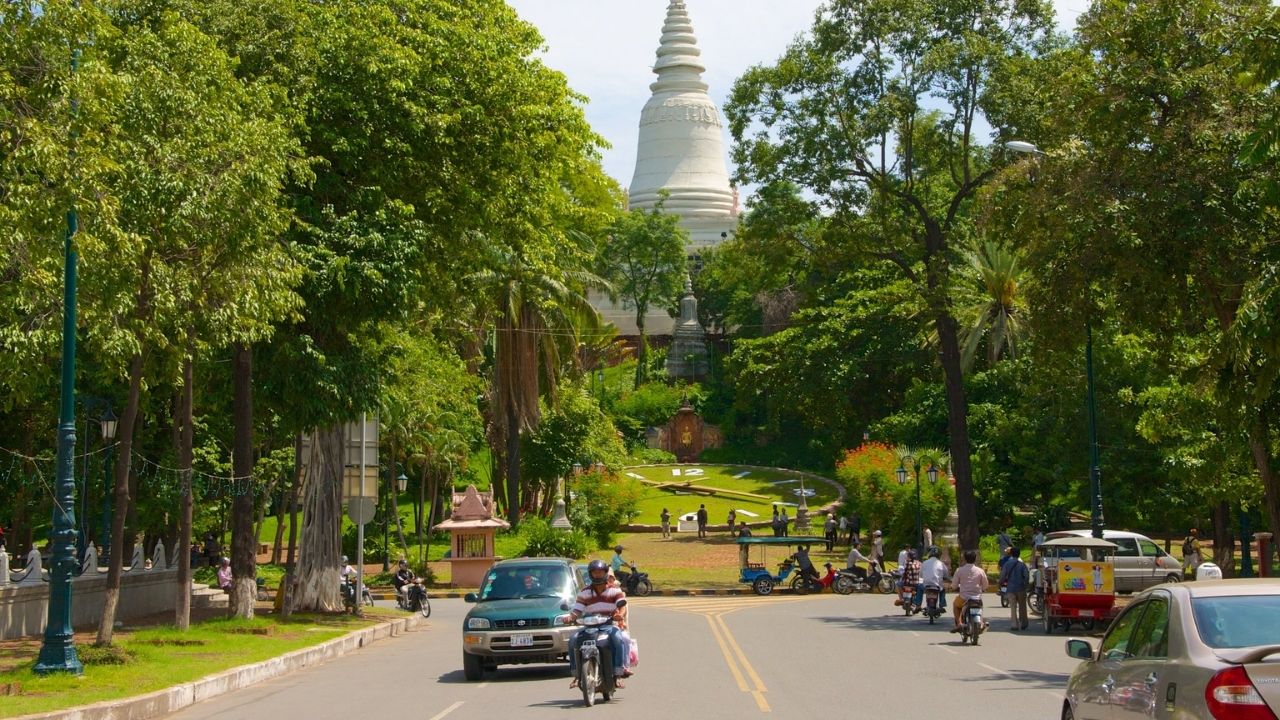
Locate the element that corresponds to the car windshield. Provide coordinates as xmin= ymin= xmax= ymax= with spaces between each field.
xmin=1192 ymin=595 xmax=1280 ymax=649
xmin=479 ymin=566 xmax=574 ymax=601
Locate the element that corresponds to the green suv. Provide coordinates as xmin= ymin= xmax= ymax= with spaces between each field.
xmin=461 ymin=557 xmax=581 ymax=681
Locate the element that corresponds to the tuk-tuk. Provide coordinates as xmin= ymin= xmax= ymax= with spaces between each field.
xmin=1036 ymin=535 xmax=1119 ymax=633
xmin=736 ymin=536 xmax=828 ymax=595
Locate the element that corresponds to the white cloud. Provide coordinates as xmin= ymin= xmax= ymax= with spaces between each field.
xmin=506 ymin=0 xmax=1093 ymax=189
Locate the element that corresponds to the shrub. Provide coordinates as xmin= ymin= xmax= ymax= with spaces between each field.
xmin=836 ymin=442 xmax=954 ymax=551
xmin=518 ymin=518 xmax=591 ymax=560
xmin=629 ymin=448 xmax=676 ymax=465
xmin=568 ymin=469 xmax=643 ymax=549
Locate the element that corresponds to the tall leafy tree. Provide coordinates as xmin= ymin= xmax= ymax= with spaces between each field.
xmin=597 ymin=199 xmax=685 ymax=386
xmin=725 ymin=0 xmax=1056 ymax=548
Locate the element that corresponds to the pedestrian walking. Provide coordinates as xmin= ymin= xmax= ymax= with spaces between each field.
xmin=779 ymin=507 xmax=789 ymax=537
xmin=850 ymin=513 xmax=861 ymax=545
xmin=727 ymin=509 xmax=737 ymax=535
xmin=1031 ymin=527 xmax=1045 ymax=550
xmin=871 ymin=529 xmax=884 ymax=566
xmin=922 ymin=526 xmax=933 ymax=551
xmin=696 ymin=504 xmax=709 ymax=539
xmin=771 ymin=506 xmax=781 ymax=537
xmin=737 ymin=521 xmax=752 ymax=538
xmin=838 ymin=515 xmax=848 ymax=546
xmin=999 ymin=546 xmax=1030 ymax=631
xmin=823 ymin=515 xmax=837 ymax=552
xmin=660 ymin=508 xmax=671 ymax=539
xmin=996 ymin=525 xmax=1013 ymax=556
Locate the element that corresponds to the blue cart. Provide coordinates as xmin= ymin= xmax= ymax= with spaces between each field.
xmin=737 ymin=536 xmax=828 ymax=595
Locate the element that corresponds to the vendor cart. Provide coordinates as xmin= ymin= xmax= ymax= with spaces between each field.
xmin=1037 ymin=535 xmax=1119 ymax=634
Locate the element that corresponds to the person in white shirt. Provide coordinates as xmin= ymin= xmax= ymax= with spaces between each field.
xmin=950 ymin=549 xmax=990 ymax=632
xmin=846 ymin=541 xmax=872 ymax=578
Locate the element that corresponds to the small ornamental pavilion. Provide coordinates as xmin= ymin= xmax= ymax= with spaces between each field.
xmin=432 ymin=485 xmax=510 ymax=588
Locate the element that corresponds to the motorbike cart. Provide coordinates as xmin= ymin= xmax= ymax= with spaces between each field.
xmin=1036 ymin=536 xmax=1119 ymax=634
xmin=736 ymin=536 xmax=829 ymax=596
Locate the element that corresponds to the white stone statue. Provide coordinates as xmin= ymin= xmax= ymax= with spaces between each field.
xmin=0 ymin=547 xmax=10 ymax=584
xmin=16 ymin=547 xmax=44 ymax=585
xmin=79 ymin=542 xmax=99 ymax=576
xmin=151 ymin=539 xmax=167 ymax=571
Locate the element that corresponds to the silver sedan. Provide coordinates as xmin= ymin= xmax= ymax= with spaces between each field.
xmin=1061 ymin=578 xmax=1280 ymax=719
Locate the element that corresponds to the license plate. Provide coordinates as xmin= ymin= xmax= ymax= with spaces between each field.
xmin=1078 ymin=609 xmax=1094 ymax=617
xmin=510 ymin=634 xmax=533 ymax=647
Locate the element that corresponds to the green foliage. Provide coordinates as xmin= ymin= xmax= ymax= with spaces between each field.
xmin=567 ymin=470 xmax=643 ymax=550
xmin=610 ymin=382 xmax=702 ymax=445
xmin=627 ymin=448 xmax=676 ymax=465
xmin=522 ymin=387 xmax=627 ymax=486
xmin=836 ymin=443 xmax=954 ymax=550
xmin=517 ymin=517 xmax=590 ymax=560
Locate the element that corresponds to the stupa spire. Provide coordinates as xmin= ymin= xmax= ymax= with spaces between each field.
xmin=628 ymin=0 xmax=736 ymax=233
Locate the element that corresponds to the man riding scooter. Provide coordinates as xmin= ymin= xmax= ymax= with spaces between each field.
xmin=610 ymin=545 xmax=630 ymax=588
xmin=950 ymin=549 xmax=989 ymax=633
xmin=920 ymin=546 xmax=949 ymax=617
xmin=568 ymin=560 xmax=631 ymax=689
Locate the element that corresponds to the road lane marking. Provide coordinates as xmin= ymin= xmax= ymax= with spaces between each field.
xmin=706 ymin=614 xmax=750 ymax=692
xmin=474 ymin=683 xmax=489 ymax=690
xmin=979 ymin=662 xmax=1014 ymax=678
xmin=710 ymin=613 xmax=771 ymax=713
xmin=940 ymin=647 xmax=958 ymax=654
xmin=910 ymin=631 xmax=921 ymax=637
xmin=428 ymin=701 xmax=464 ymax=720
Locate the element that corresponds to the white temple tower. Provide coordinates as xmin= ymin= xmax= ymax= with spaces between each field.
xmin=597 ymin=1 xmax=738 ymax=337
xmin=629 ymin=0 xmax=738 ymax=251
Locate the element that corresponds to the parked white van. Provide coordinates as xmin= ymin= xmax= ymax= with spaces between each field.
xmin=1043 ymin=529 xmax=1183 ymax=592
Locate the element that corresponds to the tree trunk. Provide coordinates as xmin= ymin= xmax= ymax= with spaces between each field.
xmin=424 ymin=467 xmax=440 ymax=570
xmin=280 ymin=433 xmax=303 ymax=619
xmin=634 ymin=313 xmax=648 ymax=387
xmin=1250 ymin=408 xmax=1279 ymax=557
xmin=174 ymin=355 xmax=195 ymax=629
xmin=230 ymin=343 xmax=256 ymax=618
xmin=1212 ymin=500 xmax=1235 ymax=578
xmin=96 ymin=351 xmax=144 ymax=646
xmin=271 ymin=487 xmax=286 ymax=565
xmin=290 ymin=426 xmax=343 ymax=612
xmin=934 ymin=311 xmax=978 ymax=550
xmin=505 ymin=402 xmax=521 ymax=526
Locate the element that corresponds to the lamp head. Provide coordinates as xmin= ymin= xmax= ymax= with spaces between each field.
xmin=100 ymin=406 xmax=118 ymax=441
xmin=895 ymin=466 xmax=907 ymax=486
xmin=396 ymin=472 xmax=408 ymax=493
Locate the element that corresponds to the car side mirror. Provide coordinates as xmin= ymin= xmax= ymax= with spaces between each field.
xmin=1066 ymin=638 xmax=1094 ymax=660
xmin=464 ymin=592 xmax=478 ymax=603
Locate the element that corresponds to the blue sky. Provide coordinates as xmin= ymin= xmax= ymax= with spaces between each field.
xmin=506 ymin=0 xmax=1092 ymax=190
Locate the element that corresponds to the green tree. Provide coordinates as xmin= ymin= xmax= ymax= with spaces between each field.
xmin=724 ymin=0 xmax=1056 ymax=549
xmin=955 ymin=242 xmax=1029 ymax=373
xmin=597 ymin=199 xmax=687 ymax=386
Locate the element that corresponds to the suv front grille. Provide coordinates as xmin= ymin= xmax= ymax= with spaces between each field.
xmin=494 ymin=618 xmax=551 ymax=630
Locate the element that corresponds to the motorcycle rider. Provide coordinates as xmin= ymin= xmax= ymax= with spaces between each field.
xmin=339 ymin=555 xmax=356 ymax=580
xmin=791 ymin=543 xmax=819 ymax=586
xmin=845 ymin=540 xmax=872 ymax=579
xmin=921 ymin=546 xmax=949 ymax=609
xmin=393 ymin=559 xmax=417 ymax=605
xmin=950 ymin=549 xmax=990 ymax=633
xmin=610 ymin=544 xmax=631 ymax=589
xmin=568 ymin=559 xmax=630 ymax=689
xmin=901 ymin=548 xmax=923 ymax=611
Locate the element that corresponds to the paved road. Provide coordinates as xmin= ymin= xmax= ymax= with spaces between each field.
xmin=166 ymin=593 xmax=1080 ymax=719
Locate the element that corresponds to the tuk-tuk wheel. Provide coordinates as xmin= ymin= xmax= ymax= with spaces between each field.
xmin=753 ymin=576 xmax=775 ymax=596
xmin=1080 ymin=618 xmax=1096 ymax=631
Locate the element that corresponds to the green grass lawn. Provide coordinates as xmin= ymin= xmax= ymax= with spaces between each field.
xmin=0 ymin=613 xmax=383 ymax=718
xmin=621 ymin=464 xmax=841 ymax=527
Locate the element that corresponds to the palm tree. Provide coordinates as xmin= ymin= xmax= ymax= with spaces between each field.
xmin=470 ymin=247 xmax=605 ymax=525
xmin=957 ymin=241 xmax=1029 ymax=373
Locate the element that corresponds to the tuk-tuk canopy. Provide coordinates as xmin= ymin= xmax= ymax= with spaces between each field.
xmin=735 ymin=536 xmax=828 ymax=546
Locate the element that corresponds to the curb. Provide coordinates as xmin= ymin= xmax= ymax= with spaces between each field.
xmin=15 ymin=614 xmax=422 ymax=720
xmin=372 ymin=588 xmax=832 ymax=599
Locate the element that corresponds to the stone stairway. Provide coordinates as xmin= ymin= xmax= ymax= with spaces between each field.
xmin=191 ymin=582 xmax=229 ymax=610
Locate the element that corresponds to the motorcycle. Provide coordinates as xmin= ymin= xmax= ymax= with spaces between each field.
xmin=833 ymin=563 xmax=884 ymax=594
xmin=959 ymin=598 xmax=986 ymax=645
xmin=897 ymin=583 xmax=919 ymax=615
xmin=572 ymin=600 xmax=627 ymax=707
xmin=921 ymin=584 xmax=945 ymax=624
xmin=998 ymin=581 xmax=1009 ymax=608
xmin=397 ymin=579 xmax=431 ymax=618
xmin=884 ymin=566 xmax=903 ymax=595
xmin=791 ymin=565 xmax=832 ymax=594
xmin=621 ymin=564 xmax=652 ymax=597
xmin=339 ymin=575 xmax=371 ymax=613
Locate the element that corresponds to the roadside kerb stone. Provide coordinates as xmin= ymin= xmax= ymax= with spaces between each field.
xmin=13 ymin=614 xmax=422 ymax=720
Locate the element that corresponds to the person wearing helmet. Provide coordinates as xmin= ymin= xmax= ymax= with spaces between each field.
xmin=339 ymin=555 xmax=356 ymax=581
xmin=393 ymin=559 xmax=416 ymax=604
xmin=921 ymin=546 xmax=949 ymax=607
xmin=610 ymin=544 xmax=631 ymax=589
xmin=568 ymin=559 xmax=630 ymax=688
xmin=902 ymin=548 xmax=923 ymax=611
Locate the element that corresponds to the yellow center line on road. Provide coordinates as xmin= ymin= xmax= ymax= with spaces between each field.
xmin=705 ymin=613 xmax=770 ymax=713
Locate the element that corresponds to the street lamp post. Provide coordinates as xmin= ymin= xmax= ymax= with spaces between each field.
xmin=896 ymin=457 xmax=939 ymax=554
xmin=1006 ymin=139 xmax=1105 ymax=539
xmin=99 ymin=407 xmax=117 ymax=565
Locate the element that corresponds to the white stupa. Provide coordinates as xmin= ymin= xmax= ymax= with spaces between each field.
xmin=629 ymin=0 xmax=738 ymax=250
xmin=597 ymin=1 xmax=738 ymax=336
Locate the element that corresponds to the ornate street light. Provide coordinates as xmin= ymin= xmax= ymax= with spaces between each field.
xmin=896 ymin=456 xmax=938 ymax=554
xmin=1005 ymin=139 xmax=1105 ymax=540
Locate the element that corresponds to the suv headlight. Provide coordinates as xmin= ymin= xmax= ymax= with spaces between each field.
xmin=554 ymin=614 xmax=573 ymax=626
xmin=467 ymin=617 xmax=491 ymax=630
